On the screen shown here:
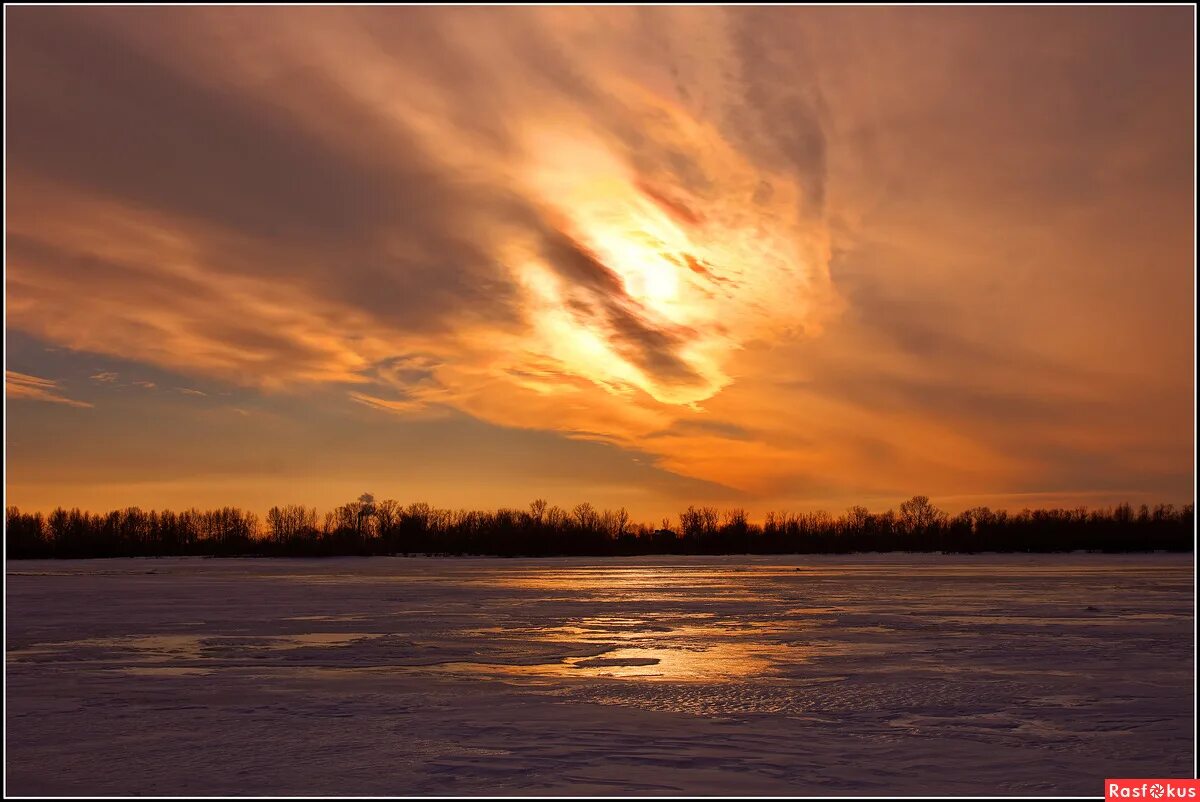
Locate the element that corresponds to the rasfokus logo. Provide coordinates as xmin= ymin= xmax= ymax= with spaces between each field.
xmin=1107 ymin=780 xmax=1200 ymax=800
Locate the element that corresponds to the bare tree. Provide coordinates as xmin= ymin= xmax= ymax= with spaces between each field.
xmin=899 ymin=496 xmax=945 ymax=533
xmin=529 ymin=498 xmax=548 ymax=524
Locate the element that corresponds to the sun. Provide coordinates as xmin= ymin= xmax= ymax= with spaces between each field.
xmin=499 ymin=92 xmax=835 ymax=408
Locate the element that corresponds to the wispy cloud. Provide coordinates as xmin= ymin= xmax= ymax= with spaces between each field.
xmin=6 ymin=371 xmax=93 ymax=408
xmin=4 ymin=7 xmax=1192 ymax=509
xmin=350 ymin=391 xmax=422 ymax=413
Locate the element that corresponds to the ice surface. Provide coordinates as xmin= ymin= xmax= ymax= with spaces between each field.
xmin=5 ymin=554 xmax=1194 ymax=795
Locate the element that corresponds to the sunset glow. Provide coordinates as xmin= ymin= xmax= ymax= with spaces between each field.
xmin=4 ymin=6 xmax=1193 ymax=518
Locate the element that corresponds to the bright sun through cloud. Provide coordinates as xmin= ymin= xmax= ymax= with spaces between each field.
xmin=507 ymin=92 xmax=836 ymax=408
xmin=5 ymin=6 xmax=1190 ymax=517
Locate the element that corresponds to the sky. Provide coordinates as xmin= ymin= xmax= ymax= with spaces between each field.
xmin=4 ymin=6 xmax=1195 ymax=521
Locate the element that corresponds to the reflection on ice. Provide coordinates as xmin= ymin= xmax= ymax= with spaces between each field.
xmin=5 ymin=554 xmax=1193 ymax=795
xmin=8 ymin=632 xmax=380 ymax=670
xmin=564 ymin=643 xmax=782 ymax=680
xmin=465 ymin=613 xmax=804 ymax=681
xmin=6 ymin=555 xmax=1193 ymax=711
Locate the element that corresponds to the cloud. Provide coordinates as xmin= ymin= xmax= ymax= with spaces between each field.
xmin=6 ymin=371 xmax=93 ymax=408
xmin=4 ymin=7 xmax=1192 ymax=509
xmin=348 ymin=391 xmax=437 ymax=417
xmin=89 ymin=371 xmax=119 ymax=383
xmin=5 ymin=7 xmax=835 ymax=415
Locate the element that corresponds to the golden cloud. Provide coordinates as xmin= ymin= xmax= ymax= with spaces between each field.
xmin=5 ymin=7 xmax=1193 ymax=508
xmin=6 ymin=371 xmax=93 ymax=408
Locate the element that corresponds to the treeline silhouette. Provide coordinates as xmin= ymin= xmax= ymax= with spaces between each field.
xmin=5 ymin=495 xmax=1193 ymax=559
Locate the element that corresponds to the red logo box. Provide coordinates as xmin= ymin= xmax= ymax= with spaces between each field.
xmin=1107 ymin=780 xmax=1200 ymax=800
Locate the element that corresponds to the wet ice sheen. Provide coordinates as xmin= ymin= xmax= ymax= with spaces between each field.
xmin=5 ymin=554 xmax=1193 ymax=795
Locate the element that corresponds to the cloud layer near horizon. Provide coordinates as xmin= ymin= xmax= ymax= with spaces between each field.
xmin=6 ymin=7 xmax=1194 ymax=514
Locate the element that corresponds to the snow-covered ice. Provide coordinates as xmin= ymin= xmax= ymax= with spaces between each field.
xmin=5 ymin=554 xmax=1194 ymax=795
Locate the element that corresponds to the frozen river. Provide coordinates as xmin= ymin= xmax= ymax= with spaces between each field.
xmin=5 ymin=554 xmax=1194 ymax=795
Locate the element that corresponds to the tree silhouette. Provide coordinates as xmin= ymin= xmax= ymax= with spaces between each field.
xmin=899 ymin=495 xmax=945 ymax=533
xmin=4 ymin=496 xmax=1192 ymax=560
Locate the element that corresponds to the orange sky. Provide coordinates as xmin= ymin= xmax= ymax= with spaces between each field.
xmin=5 ymin=7 xmax=1195 ymax=520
